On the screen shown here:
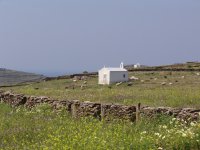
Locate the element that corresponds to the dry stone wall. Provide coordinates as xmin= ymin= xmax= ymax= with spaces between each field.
xmin=101 ymin=104 xmax=136 ymax=121
xmin=0 ymin=90 xmax=200 ymax=121
xmin=141 ymin=106 xmax=200 ymax=121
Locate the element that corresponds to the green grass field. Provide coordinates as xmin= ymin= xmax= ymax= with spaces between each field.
xmin=3 ymin=71 xmax=200 ymax=108
xmin=0 ymin=103 xmax=200 ymax=149
xmin=1 ymin=71 xmax=200 ymax=149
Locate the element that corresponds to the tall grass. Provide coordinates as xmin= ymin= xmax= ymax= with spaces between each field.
xmin=0 ymin=103 xmax=200 ymax=149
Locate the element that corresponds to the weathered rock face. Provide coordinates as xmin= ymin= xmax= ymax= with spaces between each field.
xmin=0 ymin=91 xmax=200 ymax=121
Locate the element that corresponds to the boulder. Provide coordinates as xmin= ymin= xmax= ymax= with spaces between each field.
xmin=129 ymin=76 xmax=139 ymax=80
xmin=116 ymin=82 xmax=122 ymax=86
xmin=161 ymin=82 xmax=166 ymax=85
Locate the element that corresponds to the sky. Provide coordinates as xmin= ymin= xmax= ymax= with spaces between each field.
xmin=0 ymin=0 xmax=200 ymax=76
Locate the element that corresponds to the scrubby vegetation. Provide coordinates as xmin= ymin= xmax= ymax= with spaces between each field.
xmin=0 ymin=103 xmax=200 ymax=149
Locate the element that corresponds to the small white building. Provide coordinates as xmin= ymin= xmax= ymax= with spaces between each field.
xmin=98 ymin=63 xmax=128 ymax=85
xmin=134 ymin=63 xmax=141 ymax=69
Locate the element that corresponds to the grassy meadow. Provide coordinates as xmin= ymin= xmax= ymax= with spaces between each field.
xmin=3 ymin=71 xmax=200 ymax=108
xmin=0 ymin=103 xmax=200 ymax=150
xmin=1 ymin=71 xmax=200 ymax=149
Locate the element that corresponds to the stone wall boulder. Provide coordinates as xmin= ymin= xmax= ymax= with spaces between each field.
xmin=141 ymin=106 xmax=200 ymax=121
xmin=72 ymin=101 xmax=101 ymax=119
xmin=101 ymin=104 xmax=136 ymax=121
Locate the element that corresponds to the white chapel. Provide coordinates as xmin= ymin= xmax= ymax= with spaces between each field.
xmin=98 ymin=63 xmax=128 ymax=85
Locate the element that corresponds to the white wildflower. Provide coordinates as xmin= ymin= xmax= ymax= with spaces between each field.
xmin=155 ymin=133 xmax=162 ymax=138
xmin=141 ymin=131 xmax=147 ymax=134
xmin=182 ymin=133 xmax=187 ymax=137
xmin=140 ymin=137 xmax=144 ymax=142
xmin=172 ymin=118 xmax=176 ymax=121
xmin=155 ymin=133 xmax=160 ymax=136
xmin=190 ymin=122 xmax=196 ymax=127
xmin=162 ymin=125 xmax=167 ymax=129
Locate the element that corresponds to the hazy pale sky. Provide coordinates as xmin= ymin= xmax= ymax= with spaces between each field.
xmin=0 ymin=0 xmax=200 ymax=75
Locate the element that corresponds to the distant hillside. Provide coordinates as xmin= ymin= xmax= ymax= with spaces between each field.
xmin=125 ymin=62 xmax=200 ymax=71
xmin=154 ymin=62 xmax=200 ymax=70
xmin=0 ymin=68 xmax=45 ymax=86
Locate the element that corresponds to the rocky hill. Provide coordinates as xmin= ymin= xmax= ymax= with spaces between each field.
xmin=0 ymin=68 xmax=45 ymax=86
